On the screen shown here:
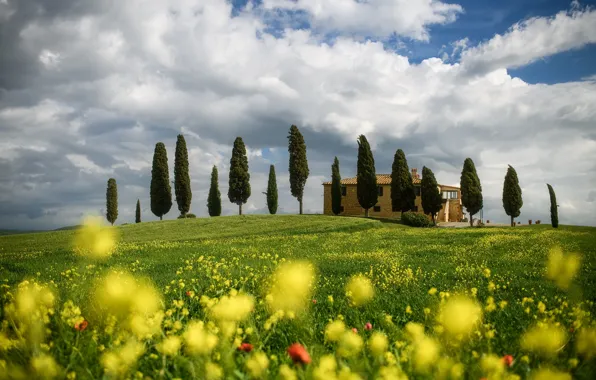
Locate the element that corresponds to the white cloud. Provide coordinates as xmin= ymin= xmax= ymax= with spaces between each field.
xmin=0 ymin=0 xmax=595 ymax=228
xmin=461 ymin=4 xmax=596 ymax=76
xmin=261 ymin=0 xmax=463 ymax=40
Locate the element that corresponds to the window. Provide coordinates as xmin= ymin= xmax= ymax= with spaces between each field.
xmin=340 ymin=206 xmax=344 ymax=213
xmin=442 ymin=190 xmax=458 ymax=199
xmin=373 ymin=206 xmax=381 ymax=212
xmin=341 ymin=186 xmax=347 ymax=196
xmin=378 ymin=186 xmax=384 ymax=196
xmin=414 ymin=186 xmax=421 ymax=196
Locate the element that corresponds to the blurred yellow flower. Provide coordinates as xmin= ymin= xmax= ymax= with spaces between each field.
xmin=530 ymin=368 xmax=571 ymax=380
xmin=481 ymin=354 xmax=504 ymax=377
xmin=576 ymin=327 xmax=596 ymax=358
xmin=205 ymin=362 xmax=223 ymax=380
xmin=521 ymin=323 xmax=567 ymax=357
xmin=325 ymin=320 xmax=346 ymax=342
xmin=211 ymin=293 xmax=254 ymax=322
xmin=156 ymin=336 xmax=181 ymax=356
xmin=546 ymin=247 xmax=581 ymax=290
xmin=31 ymin=354 xmax=60 ymax=379
xmin=73 ymin=216 xmax=116 ymax=260
xmin=345 ymin=274 xmax=374 ymax=307
xmin=246 ymin=352 xmax=269 ymax=378
xmin=413 ymin=336 xmax=440 ymax=373
xmin=368 ymin=332 xmax=388 ymax=357
xmin=279 ymin=364 xmax=297 ymax=380
xmin=338 ymin=330 xmax=363 ymax=358
xmin=437 ymin=296 xmax=482 ymax=339
xmin=266 ymin=261 xmax=315 ymax=314
xmin=101 ymin=339 xmax=144 ymax=377
xmin=184 ymin=321 xmax=218 ymax=355
xmin=313 ymin=355 xmax=337 ymax=380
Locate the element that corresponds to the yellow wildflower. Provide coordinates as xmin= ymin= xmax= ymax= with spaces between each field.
xmin=428 ymin=288 xmax=438 ymax=296
xmin=368 ymin=332 xmax=388 ymax=357
xmin=184 ymin=321 xmax=218 ymax=355
xmin=211 ymin=293 xmax=254 ymax=322
xmin=437 ymin=296 xmax=482 ymax=339
xmin=325 ymin=320 xmax=346 ymax=342
xmin=156 ymin=336 xmax=181 ymax=356
xmin=530 ymin=368 xmax=571 ymax=380
xmin=413 ymin=336 xmax=440 ymax=373
xmin=576 ymin=327 xmax=596 ymax=358
xmin=345 ymin=274 xmax=374 ymax=307
xmin=521 ymin=323 xmax=567 ymax=357
xmin=266 ymin=261 xmax=315 ymax=314
xmin=73 ymin=216 xmax=116 ymax=260
xmin=31 ymin=354 xmax=60 ymax=379
xmin=546 ymin=247 xmax=581 ymax=290
xmin=279 ymin=364 xmax=297 ymax=380
xmin=205 ymin=362 xmax=223 ymax=380
xmin=313 ymin=355 xmax=337 ymax=380
xmin=338 ymin=330 xmax=363 ymax=358
xmin=246 ymin=352 xmax=269 ymax=378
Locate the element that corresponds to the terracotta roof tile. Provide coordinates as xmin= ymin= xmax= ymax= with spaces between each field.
xmin=322 ymin=174 xmax=453 ymax=187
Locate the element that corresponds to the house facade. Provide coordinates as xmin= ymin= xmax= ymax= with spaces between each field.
xmin=322 ymin=168 xmax=463 ymax=222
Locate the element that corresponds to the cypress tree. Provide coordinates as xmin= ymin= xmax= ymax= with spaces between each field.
xmin=135 ymin=199 xmax=141 ymax=223
xmin=390 ymin=149 xmax=416 ymax=213
xmin=207 ymin=166 xmax=222 ymax=217
xmin=460 ymin=158 xmax=483 ymax=227
xmin=421 ymin=166 xmax=442 ymax=225
xmin=174 ymin=134 xmax=192 ymax=217
xmin=356 ymin=135 xmax=378 ymax=217
xmin=331 ymin=157 xmax=342 ymax=215
xmin=288 ymin=125 xmax=309 ymax=215
xmin=228 ymin=137 xmax=251 ymax=215
xmin=502 ymin=165 xmax=523 ymax=227
xmin=266 ymin=165 xmax=278 ymax=215
xmin=547 ymin=183 xmax=559 ymax=228
xmin=106 ymin=178 xmax=118 ymax=226
xmin=150 ymin=142 xmax=172 ymax=220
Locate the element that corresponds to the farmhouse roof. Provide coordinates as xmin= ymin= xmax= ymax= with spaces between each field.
xmin=322 ymin=169 xmax=459 ymax=189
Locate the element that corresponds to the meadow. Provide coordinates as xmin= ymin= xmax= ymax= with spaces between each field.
xmin=0 ymin=215 xmax=595 ymax=379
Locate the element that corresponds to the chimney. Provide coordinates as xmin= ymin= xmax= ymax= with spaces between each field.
xmin=411 ymin=168 xmax=419 ymax=179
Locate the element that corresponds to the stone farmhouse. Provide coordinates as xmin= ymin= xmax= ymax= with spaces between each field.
xmin=322 ymin=168 xmax=463 ymax=222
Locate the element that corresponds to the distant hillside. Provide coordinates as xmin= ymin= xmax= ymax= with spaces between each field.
xmin=0 ymin=229 xmax=40 ymax=236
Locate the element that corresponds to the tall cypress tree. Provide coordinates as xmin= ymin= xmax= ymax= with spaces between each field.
xmin=135 ymin=199 xmax=141 ymax=223
xmin=421 ymin=166 xmax=442 ymax=225
xmin=460 ymin=158 xmax=483 ymax=227
xmin=288 ymin=125 xmax=309 ymax=215
xmin=266 ymin=165 xmax=278 ymax=215
xmin=174 ymin=134 xmax=192 ymax=217
xmin=356 ymin=135 xmax=378 ymax=217
xmin=228 ymin=137 xmax=251 ymax=215
xmin=331 ymin=157 xmax=342 ymax=215
xmin=390 ymin=149 xmax=415 ymax=213
xmin=106 ymin=178 xmax=118 ymax=226
xmin=502 ymin=165 xmax=523 ymax=227
xmin=207 ymin=166 xmax=222 ymax=217
xmin=150 ymin=142 xmax=172 ymax=220
xmin=547 ymin=183 xmax=559 ymax=228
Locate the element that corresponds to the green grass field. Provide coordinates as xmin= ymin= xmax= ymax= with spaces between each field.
xmin=1 ymin=215 xmax=595 ymax=379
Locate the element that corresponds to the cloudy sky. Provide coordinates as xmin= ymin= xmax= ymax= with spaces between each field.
xmin=0 ymin=0 xmax=595 ymax=230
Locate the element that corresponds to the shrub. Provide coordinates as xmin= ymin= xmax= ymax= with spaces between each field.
xmin=536 ymin=220 xmax=541 ymax=224
xmin=178 ymin=214 xmax=196 ymax=219
xmin=401 ymin=212 xmax=432 ymax=227
xmin=529 ymin=220 xmax=533 ymax=225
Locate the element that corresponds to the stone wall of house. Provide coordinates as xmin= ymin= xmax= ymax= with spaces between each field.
xmin=323 ymin=184 xmax=462 ymax=222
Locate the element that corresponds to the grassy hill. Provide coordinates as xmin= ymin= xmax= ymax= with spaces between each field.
xmin=0 ymin=215 xmax=595 ymax=378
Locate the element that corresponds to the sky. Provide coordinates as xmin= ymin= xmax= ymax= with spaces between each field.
xmin=0 ymin=0 xmax=595 ymax=230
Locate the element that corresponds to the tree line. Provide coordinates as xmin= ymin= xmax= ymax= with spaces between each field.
xmin=329 ymin=135 xmax=559 ymax=228
xmin=104 ymin=125 xmax=310 ymax=224
xmin=104 ymin=129 xmax=559 ymax=228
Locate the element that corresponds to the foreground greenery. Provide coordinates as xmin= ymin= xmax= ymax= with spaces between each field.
xmin=0 ymin=215 xmax=595 ymax=379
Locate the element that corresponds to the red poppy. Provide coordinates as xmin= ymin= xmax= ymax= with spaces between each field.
xmin=312 ymin=299 xmax=317 ymax=304
xmin=365 ymin=322 xmax=372 ymax=331
xmin=352 ymin=328 xmax=358 ymax=334
xmin=75 ymin=320 xmax=88 ymax=331
xmin=287 ymin=343 xmax=311 ymax=365
xmin=186 ymin=291 xmax=192 ymax=297
xmin=237 ymin=343 xmax=253 ymax=353
xmin=501 ymin=355 xmax=514 ymax=367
